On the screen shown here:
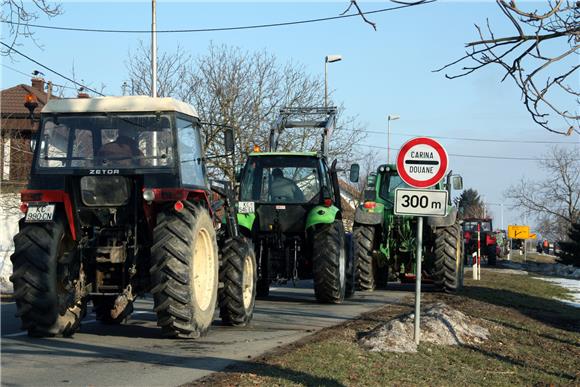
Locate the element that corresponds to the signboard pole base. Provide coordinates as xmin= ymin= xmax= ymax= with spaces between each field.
xmin=414 ymin=216 xmax=423 ymax=345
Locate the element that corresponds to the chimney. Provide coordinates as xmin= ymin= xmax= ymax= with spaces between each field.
xmin=31 ymin=77 xmax=45 ymax=92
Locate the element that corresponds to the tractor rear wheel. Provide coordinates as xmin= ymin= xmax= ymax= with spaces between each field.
xmin=433 ymin=222 xmax=462 ymax=292
xmin=10 ymin=219 xmax=85 ymax=337
xmin=150 ymin=203 xmax=218 ymax=338
xmin=487 ymin=246 xmax=497 ymax=266
xmin=92 ymin=295 xmax=134 ymax=324
xmin=312 ymin=221 xmax=346 ymax=303
xmin=219 ymin=237 xmax=257 ymax=326
xmin=353 ymin=225 xmax=377 ymax=291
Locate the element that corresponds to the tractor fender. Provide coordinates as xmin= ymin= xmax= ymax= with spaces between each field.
xmin=237 ymin=213 xmax=256 ymax=233
xmin=354 ymin=206 xmax=384 ymax=226
xmin=305 ymin=205 xmax=340 ymax=230
xmin=427 ymin=207 xmax=458 ymax=228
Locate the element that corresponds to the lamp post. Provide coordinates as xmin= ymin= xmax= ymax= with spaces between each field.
xmin=387 ymin=114 xmax=400 ymax=164
xmin=324 ymin=54 xmax=342 ymax=108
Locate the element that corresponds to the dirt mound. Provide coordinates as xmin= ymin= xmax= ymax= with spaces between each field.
xmin=359 ymin=302 xmax=489 ymax=353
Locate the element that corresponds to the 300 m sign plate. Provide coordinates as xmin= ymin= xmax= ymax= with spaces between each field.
xmin=394 ymin=189 xmax=448 ymax=217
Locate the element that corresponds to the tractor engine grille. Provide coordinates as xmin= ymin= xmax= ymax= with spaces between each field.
xmin=81 ymin=176 xmax=131 ymax=206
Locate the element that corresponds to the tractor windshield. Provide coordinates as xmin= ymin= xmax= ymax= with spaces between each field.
xmin=35 ymin=113 xmax=174 ymax=170
xmin=463 ymin=221 xmax=492 ymax=232
xmin=240 ymin=156 xmax=321 ymax=203
xmin=378 ymin=171 xmax=411 ymax=202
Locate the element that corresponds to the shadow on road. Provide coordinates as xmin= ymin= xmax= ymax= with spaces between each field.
xmin=2 ymin=336 xmax=344 ymax=386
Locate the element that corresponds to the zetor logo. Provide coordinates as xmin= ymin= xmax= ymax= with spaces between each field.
xmin=89 ymin=169 xmax=120 ymax=175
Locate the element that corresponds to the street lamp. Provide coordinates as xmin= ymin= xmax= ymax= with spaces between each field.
xmin=324 ymin=54 xmax=342 ymax=108
xmin=387 ymin=114 xmax=400 ymax=164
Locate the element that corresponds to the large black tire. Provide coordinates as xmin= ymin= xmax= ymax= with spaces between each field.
xmin=433 ymin=222 xmax=462 ymax=292
xmin=487 ymin=246 xmax=497 ymax=266
xmin=10 ymin=219 xmax=85 ymax=337
xmin=344 ymin=232 xmax=356 ymax=298
xmin=353 ymin=225 xmax=377 ymax=291
xmin=312 ymin=220 xmax=346 ymax=303
xmin=219 ymin=237 xmax=257 ymax=326
xmin=150 ymin=203 xmax=219 ymax=338
xmin=92 ymin=295 xmax=134 ymax=324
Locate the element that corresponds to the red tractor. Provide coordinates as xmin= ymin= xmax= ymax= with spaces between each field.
xmin=462 ymin=217 xmax=497 ymax=266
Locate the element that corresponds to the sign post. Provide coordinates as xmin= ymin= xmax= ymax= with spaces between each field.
xmin=414 ymin=216 xmax=423 ymax=345
xmin=396 ymin=137 xmax=448 ymax=345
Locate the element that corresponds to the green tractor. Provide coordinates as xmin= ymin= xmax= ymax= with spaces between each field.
xmin=351 ymin=164 xmax=464 ymax=292
xmin=236 ymin=107 xmax=355 ymax=303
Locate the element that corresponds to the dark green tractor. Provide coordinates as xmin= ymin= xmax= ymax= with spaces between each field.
xmin=235 ymin=107 xmax=355 ymax=303
xmin=351 ymin=164 xmax=464 ymax=292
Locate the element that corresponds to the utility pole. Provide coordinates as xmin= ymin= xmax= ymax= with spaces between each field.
xmin=151 ymin=0 xmax=157 ymax=98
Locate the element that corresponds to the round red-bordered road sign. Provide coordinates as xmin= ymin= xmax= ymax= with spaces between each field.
xmin=396 ymin=137 xmax=448 ymax=188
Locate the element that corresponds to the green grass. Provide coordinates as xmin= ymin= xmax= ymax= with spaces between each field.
xmin=193 ymin=271 xmax=580 ymax=386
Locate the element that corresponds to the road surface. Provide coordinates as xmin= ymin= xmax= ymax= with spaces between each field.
xmin=1 ymin=281 xmax=409 ymax=386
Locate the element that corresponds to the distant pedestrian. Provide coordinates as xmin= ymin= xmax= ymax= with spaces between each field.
xmin=542 ymin=239 xmax=549 ymax=254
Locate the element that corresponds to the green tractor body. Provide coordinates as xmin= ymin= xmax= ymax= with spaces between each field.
xmin=352 ymin=163 xmax=463 ymax=292
xmin=237 ymin=151 xmax=352 ymax=302
xmin=236 ymin=106 xmax=354 ymax=303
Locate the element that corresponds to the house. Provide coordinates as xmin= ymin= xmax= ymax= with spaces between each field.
xmin=0 ymin=77 xmax=58 ymax=189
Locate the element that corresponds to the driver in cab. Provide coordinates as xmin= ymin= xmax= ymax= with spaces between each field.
xmin=270 ymin=168 xmax=305 ymax=203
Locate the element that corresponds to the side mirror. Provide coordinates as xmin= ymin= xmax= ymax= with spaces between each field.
xmin=349 ymin=163 xmax=360 ymax=183
xmin=224 ymin=128 xmax=234 ymax=155
xmin=30 ymin=138 xmax=37 ymax=152
xmin=452 ymin=175 xmax=463 ymax=190
xmin=366 ymin=172 xmax=377 ymax=188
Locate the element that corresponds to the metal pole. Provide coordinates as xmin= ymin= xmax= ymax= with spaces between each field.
xmin=151 ymin=0 xmax=157 ymax=98
xmin=324 ymin=59 xmax=328 ymax=108
xmin=500 ymin=203 xmax=504 ymax=231
xmin=387 ymin=117 xmax=391 ymax=165
xmin=477 ymin=223 xmax=481 ymax=280
xmin=414 ymin=216 xmax=423 ymax=345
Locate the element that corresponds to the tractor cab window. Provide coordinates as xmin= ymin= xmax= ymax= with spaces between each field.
xmin=240 ymin=156 xmax=320 ymax=203
xmin=37 ymin=114 xmax=174 ymax=170
xmin=378 ymin=172 xmax=409 ymax=202
xmin=177 ymin=117 xmax=207 ymax=188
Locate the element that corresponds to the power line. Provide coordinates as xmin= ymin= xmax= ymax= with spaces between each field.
xmin=363 ymin=129 xmax=579 ymax=144
xmin=0 ymin=2 xmax=434 ymax=34
xmin=1 ymin=63 xmax=78 ymax=91
xmin=357 ymin=143 xmax=579 ymax=161
xmin=0 ymin=42 xmax=104 ymax=96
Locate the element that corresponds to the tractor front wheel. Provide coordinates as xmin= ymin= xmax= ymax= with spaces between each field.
xmin=312 ymin=221 xmax=346 ymax=303
xmin=150 ymin=203 xmax=218 ymax=338
xmin=219 ymin=237 xmax=257 ymax=326
xmin=10 ymin=219 xmax=85 ymax=337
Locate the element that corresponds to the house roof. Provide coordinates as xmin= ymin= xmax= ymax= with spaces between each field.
xmin=1 ymin=83 xmax=57 ymax=116
xmin=1 ymin=80 xmax=59 ymax=132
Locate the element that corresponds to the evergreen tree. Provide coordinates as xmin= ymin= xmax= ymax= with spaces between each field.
xmin=557 ymin=222 xmax=580 ymax=267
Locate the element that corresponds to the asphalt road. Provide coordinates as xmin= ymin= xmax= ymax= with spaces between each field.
xmin=1 ymin=281 xmax=409 ymax=387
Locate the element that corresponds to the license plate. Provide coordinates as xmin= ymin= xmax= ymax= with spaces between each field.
xmin=25 ymin=204 xmax=55 ymax=222
xmin=238 ymin=201 xmax=255 ymax=214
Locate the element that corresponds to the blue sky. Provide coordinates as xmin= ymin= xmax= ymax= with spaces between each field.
xmin=1 ymin=1 xmax=578 ymax=231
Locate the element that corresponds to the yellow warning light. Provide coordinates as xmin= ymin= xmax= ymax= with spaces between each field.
xmin=253 ymin=144 xmax=261 ymax=153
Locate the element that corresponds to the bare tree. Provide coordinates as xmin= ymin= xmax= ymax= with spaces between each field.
xmin=436 ymin=1 xmax=579 ymax=135
xmin=505 ymin=146 xmax=579 ymax=240
xmin=1 ymin=0 xmax=63 ymax=55
xmin=454 ymin=188 xmax=486 ymax=219
xmin=126 ymin=43 xmax=364 ymax=179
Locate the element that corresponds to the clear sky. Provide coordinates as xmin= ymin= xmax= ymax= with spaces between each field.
xmin=1 ymin=1 xmax=578 ymax=231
